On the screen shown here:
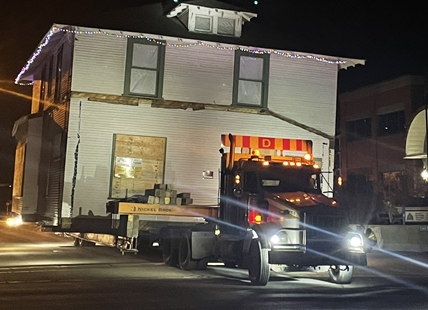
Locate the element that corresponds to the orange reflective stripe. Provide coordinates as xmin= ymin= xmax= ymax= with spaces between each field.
xmin=221 ymin=135 xmax=312 ymax=153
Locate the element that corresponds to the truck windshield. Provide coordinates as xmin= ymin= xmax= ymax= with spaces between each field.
xmin=244 ymin=165 xmax=320 ymax=193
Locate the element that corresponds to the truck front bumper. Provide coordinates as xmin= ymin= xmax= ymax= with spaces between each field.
xmin=267 ymin=228 xmax=367 ymax=267
xmin=269 ymin=248 xmax=367 ymax=266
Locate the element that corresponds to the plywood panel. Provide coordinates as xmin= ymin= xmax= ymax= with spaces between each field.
xmin=111 ymin=134 xmax=166 ymax=198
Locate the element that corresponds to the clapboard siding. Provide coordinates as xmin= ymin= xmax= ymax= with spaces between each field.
xmin=72 ymin=34 xmax=126 ymax=94
xmin=64 ymin=98 xmax=331 ymax=216
xmin=269 ymin=58 xmax=338 ymax=135
xmin=163 ymin=45 xmax=234 ymax=104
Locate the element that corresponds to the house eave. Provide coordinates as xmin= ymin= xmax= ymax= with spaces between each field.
xmin=15 ymin=24 xmax=67 ymax=84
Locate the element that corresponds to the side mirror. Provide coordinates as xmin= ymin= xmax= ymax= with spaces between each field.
xmin=364 ymin=228 xmax=377 ymax=250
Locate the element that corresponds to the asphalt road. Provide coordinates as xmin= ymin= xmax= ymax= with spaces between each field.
xmin=1 ymin=223 xmax=428 ymax=310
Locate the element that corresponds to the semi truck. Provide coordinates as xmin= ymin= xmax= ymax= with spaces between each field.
xmin=43 ymin=134 xmax=368 ymax=286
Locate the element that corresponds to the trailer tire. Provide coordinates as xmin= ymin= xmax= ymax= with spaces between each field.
xmin=328 ymin=265 xmax=354 ymax=284
xmin=178 ymin=232 xmax=197 ymax=270
xmin=248 ymin=239 xmax=270 ymax=286
xmin=162 ymin=229 xmax=178 ymax=267
xmin=73 ymin=237 xmax=80 ymax=247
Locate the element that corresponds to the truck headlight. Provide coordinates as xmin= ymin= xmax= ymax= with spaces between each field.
xmin=346 ymin=232 xmax=363 ymax=248
xmin=270 ymin=231 xmax=289 ymax=244
xmin=270 ymin=234 xmax=280 ymax=244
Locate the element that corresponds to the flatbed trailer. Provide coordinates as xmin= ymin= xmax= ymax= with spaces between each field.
xmin=42 ymin=202 xmax=219 ymax=254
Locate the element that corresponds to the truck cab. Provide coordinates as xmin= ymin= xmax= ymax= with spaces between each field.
xmin=215 ymin=134 xmax=367 ymax=285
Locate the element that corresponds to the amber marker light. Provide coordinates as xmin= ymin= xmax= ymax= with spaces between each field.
xmin=234 ymin=175 xmax=240 ymax=184
xmin=304 ymin=153 xmax=312 ymax=160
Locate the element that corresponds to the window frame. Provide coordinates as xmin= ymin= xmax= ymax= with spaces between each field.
xmin=194 ymin=15 xmax=213 ymax=33
xmin=232 ymin=50 xmax=270 ymax=108
xmin=217 ymin=17 xmax=236 ymax=36
xmin=54 ymin=45 xmax=63 ymax=103
xmin=124 ymin=38 xmax=166 ymax=98
xmin=39 ymin=65 xmax=47 ymax=112
xmin=47 ymin=55 xmax=54 ymax=97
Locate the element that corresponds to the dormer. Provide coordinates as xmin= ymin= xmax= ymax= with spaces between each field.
xmin=166 ymin=1 xmax=257 ymax=37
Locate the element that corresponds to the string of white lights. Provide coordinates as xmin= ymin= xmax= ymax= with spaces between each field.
xmin=15 ymin=25 xmax=346 ymax=85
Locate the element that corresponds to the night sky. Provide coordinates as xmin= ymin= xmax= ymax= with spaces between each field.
xmin=0 ymin=0 xmax=427 ymax=189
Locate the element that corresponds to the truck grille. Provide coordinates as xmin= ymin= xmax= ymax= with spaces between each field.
xmin=305 ymin=214 xmax=345 ymax=239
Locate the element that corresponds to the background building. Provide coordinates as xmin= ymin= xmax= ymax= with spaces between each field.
xmin=337 ymin=75 xmax=427 ymax=223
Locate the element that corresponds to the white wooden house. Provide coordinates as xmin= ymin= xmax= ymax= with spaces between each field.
xmin=12 ymin=1 xmax=363 ymax=223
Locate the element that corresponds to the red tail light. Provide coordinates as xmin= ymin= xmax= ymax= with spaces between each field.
xmin=248 ymin=209 xmax=263 ymax=224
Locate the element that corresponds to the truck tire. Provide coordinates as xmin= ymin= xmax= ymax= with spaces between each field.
xmin=79 ymin=239 xmax=95 ymax=247
xmin=248 ymin=239 xmax=270 ymax=286
xmin=328 ymin=265 xmax=354 ymax=284
xmin=162 ymin=229 xmax=178 ymax=267
xmin=178 ymin=232 xmax=197 ymax=270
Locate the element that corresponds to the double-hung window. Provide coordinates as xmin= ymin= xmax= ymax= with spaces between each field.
xmin=233 ymin=50 xmax=270 ymax=108
xmin=124 ymin=38 xmax=165 ymax=98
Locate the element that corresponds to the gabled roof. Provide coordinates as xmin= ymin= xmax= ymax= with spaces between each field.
xmin=16 ymin=1 xmax=364 ymax=84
